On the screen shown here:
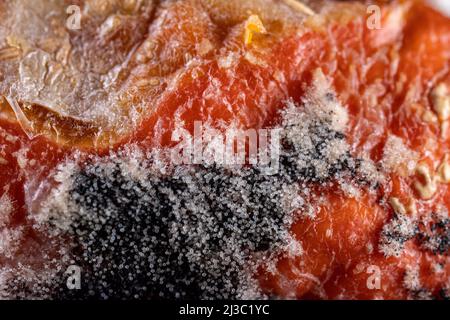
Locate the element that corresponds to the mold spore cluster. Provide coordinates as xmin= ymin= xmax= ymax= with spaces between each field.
xmin=5 ymin=71 xmax=378 ymax=299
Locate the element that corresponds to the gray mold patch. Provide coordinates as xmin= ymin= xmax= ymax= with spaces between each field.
xmin=5 ymin=70 xmax=381 ymax=299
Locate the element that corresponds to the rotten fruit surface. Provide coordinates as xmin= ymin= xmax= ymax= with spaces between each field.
xmin=0 ymin=0 xmax=449 ymax=300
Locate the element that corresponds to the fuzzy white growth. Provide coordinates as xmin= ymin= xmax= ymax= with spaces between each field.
xmin=382 ymin=135 xmax=418 ymax=176
xmin=379 ymin=214 xmax=416 ymax=257
xmin=0 ymin=228 xmax=24 ymax=259
xmin=281 ymin=70 xmax=350 ymax=182
xmin=0 ymin=194 xmax=21 ymax=260
xmin=32 ymin=159 xmax=80 ymax=234
xmin=0 ymin=262 xmax=65 ymax=300
xmin=0 ymin=194 xmax=13 ymax=225
xmin=12 ymin=69 xmax=383 ymax=299
xmin=402 ymin=267 xmax=433 ymax=300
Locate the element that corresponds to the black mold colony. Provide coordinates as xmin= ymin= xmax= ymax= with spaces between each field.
xmin=51 ymin=92 xmax=369 ymax=299
xmin=417 ymin=214 xmax=450 ymax=255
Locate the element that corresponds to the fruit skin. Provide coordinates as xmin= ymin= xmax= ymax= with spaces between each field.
xmin=0 ymin=0 xmax=449 ymax=299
